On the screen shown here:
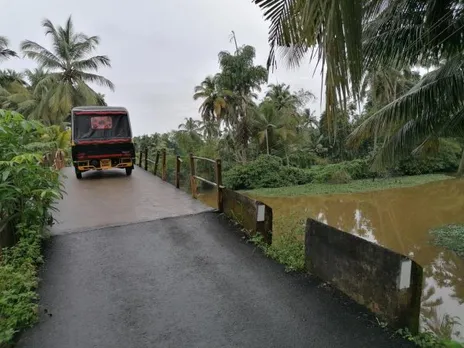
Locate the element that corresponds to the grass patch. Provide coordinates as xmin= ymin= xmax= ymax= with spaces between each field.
xmin=244 ymin=174 xmax=452 ymax=197
xmin=429 ymin=224 xmax=464 ymax=257
xmin=250 ymin=213 xmax=306 ymax=272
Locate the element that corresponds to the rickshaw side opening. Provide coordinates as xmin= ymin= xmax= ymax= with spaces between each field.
xmin=71 ymin=106 xmax=136 ymax=179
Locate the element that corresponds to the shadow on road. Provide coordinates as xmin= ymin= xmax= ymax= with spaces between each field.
xmin=79 ymin=168 xmax=128 ymax=180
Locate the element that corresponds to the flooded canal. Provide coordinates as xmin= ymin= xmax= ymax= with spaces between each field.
xmin=249 ymin=178 xmax=464 ymax=341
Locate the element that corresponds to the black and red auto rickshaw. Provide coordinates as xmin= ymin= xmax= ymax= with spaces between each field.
xmin=71 ymin=106 xmax=136 ymax=179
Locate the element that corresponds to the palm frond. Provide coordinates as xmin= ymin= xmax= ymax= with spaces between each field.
xmin=78 ymin=72 xmax=115 ymax=91
xmin=0 ymin=36 xmax=17 ymax=60
xmin=71 ymin=36 xmax=101 ymax=59
xmin=74 ymin=80 xmax=100 ymax=105
xmin=73 ymin=55 xmax=111 ymax=71
xmin=253 ymin=0 xmax=365 ymax=138
xmin=20 ymin=40 xmax=63 ymax=69
xmin=349 ymin=55 xmax=464 ymax=147
xmin=371 ymin=106 xmax=464 ymax=170
xmin=363 ymin=1 xmax=464 ymax=70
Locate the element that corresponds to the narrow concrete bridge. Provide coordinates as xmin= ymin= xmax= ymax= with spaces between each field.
xmin=17 ymin=167 xmax=411 ymax=348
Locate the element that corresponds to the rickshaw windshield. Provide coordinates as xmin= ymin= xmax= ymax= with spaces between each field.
xmin=73 ymin=113 xmax=131 ymax=141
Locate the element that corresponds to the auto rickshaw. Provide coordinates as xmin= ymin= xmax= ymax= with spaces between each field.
xmin=71 ymin=106 xmax=136 ymax=179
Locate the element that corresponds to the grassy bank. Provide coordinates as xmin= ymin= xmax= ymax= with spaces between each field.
xmin=244 ymin=174 xmax=452 ymax=197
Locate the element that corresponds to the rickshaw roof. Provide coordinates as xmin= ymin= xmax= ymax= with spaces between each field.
xmin=72 ymin=106 xmax=129 ymax=114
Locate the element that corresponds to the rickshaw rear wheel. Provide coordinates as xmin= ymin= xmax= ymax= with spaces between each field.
xmin=75 ymin=169 xmax=82 ymax=179
xmin=125 ymin=168 xmax=132 ymax=176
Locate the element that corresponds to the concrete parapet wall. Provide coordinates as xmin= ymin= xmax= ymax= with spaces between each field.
xmin=221 ymin=188 xmax=272 ymax=244
xmin=305 ymin=218 xmax=423 ymax=333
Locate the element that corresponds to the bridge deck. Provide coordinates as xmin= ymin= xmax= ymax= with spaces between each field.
xmin=52 ymin=167 xmax=212 ymax=235
xmin=16 ymin=166 xmax=412 ymax=348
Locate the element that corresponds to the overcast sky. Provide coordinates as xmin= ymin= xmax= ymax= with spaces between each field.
xmin=0 ymin=0 xmax=322 ymax=136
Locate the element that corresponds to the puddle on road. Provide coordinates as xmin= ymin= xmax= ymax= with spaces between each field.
xmin=248 ymin=178 xmax=464 ymax=342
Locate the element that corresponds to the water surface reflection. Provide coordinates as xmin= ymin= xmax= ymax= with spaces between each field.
xmin=255 ymin=179 xmax=464 ymax=341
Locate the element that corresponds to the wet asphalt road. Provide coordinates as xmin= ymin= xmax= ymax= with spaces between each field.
xmin=17 ymin=168 xmax=411 ymax=347
xmin=51 ymin=167 xmax=212 ymax=235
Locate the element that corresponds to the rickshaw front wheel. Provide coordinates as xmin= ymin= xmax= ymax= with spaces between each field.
xmin=75 ymin=169 xmax=82 ymax=179
xmin=125 ymin=168 xmax=132 ymax=176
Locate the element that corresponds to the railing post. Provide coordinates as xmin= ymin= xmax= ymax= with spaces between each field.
xmin=162 ymin=149 xmax=167 ymax=181
xmin=138 ymin=150 xmax=143 ymax=167
xmin=189 ymin=153 xmax=196 ymax=198
xmin=175 ymin=156 xmax=181 ymax=189
xmin=215 ymin=159 xmax=223 ymax=212
xmin=144 ymin=148 xmax=148 ymax=170
xmin=154 ymin=151 xmax=160 ymax=175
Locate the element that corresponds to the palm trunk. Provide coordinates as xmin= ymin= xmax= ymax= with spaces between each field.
xmin=458 ymin=148 xmax=464 ymax=177
xmin=265 ymin=130 xmax=269 ymax=155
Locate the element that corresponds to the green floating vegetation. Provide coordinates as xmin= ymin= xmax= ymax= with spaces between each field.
xmin=245 ymin=174 xmax=452 ymax=198
xmin=429 ymin=224 xmax=464 ymax=257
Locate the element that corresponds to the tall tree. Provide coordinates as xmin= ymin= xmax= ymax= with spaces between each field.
xmin=20 ymin=16 xmax=114 ymax=124
xmin=216 ymin=45 xmax=268 ymax=162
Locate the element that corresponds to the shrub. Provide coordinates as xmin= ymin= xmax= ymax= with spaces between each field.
xmin=327 ymin=169 xmax=352 ymax=184
xmin=395 ymin=139 xmax=462 ymax=176
xmin=223 ymin=155 xmax=312 ymax=190
xmin=308 ymin=159 xmax=371 ymax=183
xmin=0 ymin=110 xmax=62 ymax=344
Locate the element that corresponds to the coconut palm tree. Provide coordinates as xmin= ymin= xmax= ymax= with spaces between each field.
xmin=199 ymin=119 xmax=221 ymax=140
xmin=299 ymin=108 xmax=318 ymax=129
xmin=0 ymin=36 xmax=17 ymax=62
xmin=254 ymin=0 xmax=464 ymax=174
xmin=265 ymin=83 xmax=297 ymax=110
xmin=20 ymin=16 xmax=114 ymax=123
xmin=0 ymin=69 xmax=26 ymax=86
xmin=178 ymin=117 xmax=202 ymax=140
xmin=193 ymin=75 xmax=230 ymax=122
xmin=253 ymin=100 xmax=296 ymax=156
xmin=0 ymin=68 xmax=60 ymax=124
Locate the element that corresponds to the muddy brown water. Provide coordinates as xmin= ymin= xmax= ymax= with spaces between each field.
xmin=199 ymin=179 xmax=464 ymax=341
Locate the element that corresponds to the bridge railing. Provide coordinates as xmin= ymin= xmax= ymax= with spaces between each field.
xmin=137 ymin=148 xmax=222 ymax=208
xmin=138 ymin=148 xmax=185 ymax=189
xmin=137 ymin=148 xmax=272 ymax=244
xmin=189 ymin=155 xmax=223 ymax=211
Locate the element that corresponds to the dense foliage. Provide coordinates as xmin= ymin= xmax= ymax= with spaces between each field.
xmin=253 ymin=0 xmax=464 ymax=175
xmin=223 ymin=155 xmax=311 ymax=190
xmin=133 ymin=39 xmax=463 ymax=194
xmin=0 ymin=110 xmax=62 ymax=344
